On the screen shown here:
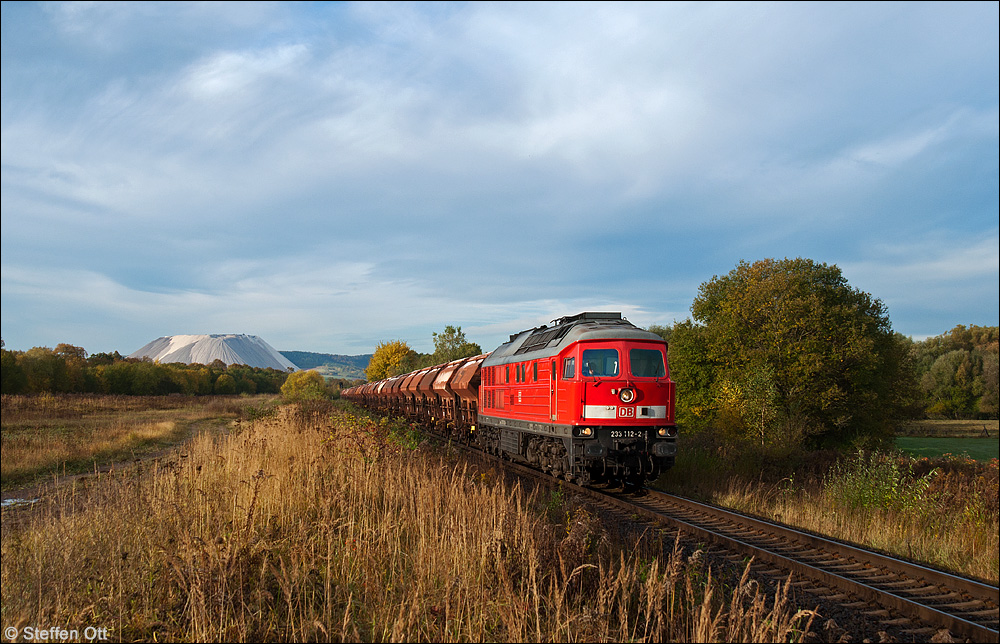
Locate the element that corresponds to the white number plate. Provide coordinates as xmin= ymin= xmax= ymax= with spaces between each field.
xmin=610 ymin=430 xmax=646 ymax=439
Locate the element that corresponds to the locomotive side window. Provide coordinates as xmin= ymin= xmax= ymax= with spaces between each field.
xmin=562 ymin=356 xmax=575 ymax=379
xmin=629 ymin=349 xmax=666 ymax=377
xmin=533 ymin=361 xmax=538 ymax=382
xmin=581 ymin=349 xmax=619 ymax=377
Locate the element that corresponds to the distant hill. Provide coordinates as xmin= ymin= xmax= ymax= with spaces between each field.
xmin=130 ymin=334 xmax=298 ymax=371
xmin=279 ymin=351 xmax=371 ymax=380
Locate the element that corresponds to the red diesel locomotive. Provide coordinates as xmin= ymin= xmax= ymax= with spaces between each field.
xmin=343 ymin=312 xmax=677 ymax=485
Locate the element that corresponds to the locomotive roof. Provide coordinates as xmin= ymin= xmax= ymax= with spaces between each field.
xmin=482 ymin=312 xmax=664 ymax=367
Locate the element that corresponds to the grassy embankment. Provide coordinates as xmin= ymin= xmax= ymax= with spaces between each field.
xmin=1 ymin=394 xmax=277 ymax=492
xmin=655 ymin=427 xmax=999 ymax=584
xmin=1 ymin=399 xmax=815 ymax=643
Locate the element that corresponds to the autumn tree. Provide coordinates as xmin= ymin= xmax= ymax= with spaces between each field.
xmin=1 ymin=341 xmax=27 ymax=394
xmin=18 ymin=347 xmax=70 ymax=393
xmin=687 ymin=258 xmax=915 ymax=447
xmin=365 ymin=340 xmax=418 ymax=381
xmin=281 ymin=369 xmax=328 ymax=402
xmin=214 ymin=373 xmax=237 ymax=395
xmin=54 ymin=343 xmax=88 ymax=392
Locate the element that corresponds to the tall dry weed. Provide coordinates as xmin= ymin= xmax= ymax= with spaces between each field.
xmin=2 ymin=402 xmax=815 ymax=642
xmin=666 ymin=441 xmax=999 ymax=584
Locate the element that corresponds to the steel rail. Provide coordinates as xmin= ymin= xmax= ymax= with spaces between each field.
xmin=607 ymin=488 xmax=999 ymax=643
xmin=475 ymin=452 xmax=999 ymax=642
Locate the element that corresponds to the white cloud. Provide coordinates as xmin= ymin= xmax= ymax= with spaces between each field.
xmin=3 ymin=2 xmax=997 ymax=354
xmin=182 ymin=45 xmax=309 ymax=99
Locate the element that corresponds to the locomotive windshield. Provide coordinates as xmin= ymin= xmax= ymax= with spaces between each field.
xmin=629 ymin=348 xmax=666 ymax=377
xmin=581 ymin=349 xmax=619 ymax=377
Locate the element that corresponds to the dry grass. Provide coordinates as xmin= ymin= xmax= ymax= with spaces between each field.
xmin=657 ymin=438 xmax=999 ymax=584
xmin=1 ymin=402 xmax=815 ymax=642
xmin=1 ymin=394 xmax=277 ymax=491
xmin=712 ymin=480 xmax=999 ymax=584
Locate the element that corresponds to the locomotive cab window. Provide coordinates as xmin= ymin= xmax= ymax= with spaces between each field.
xmin=581 ymin=349 xmax=619 ymax=377
xmin=562 ymin=356 xmax=575 ymax=379
xmin=629 ymin=348 xmax=666 ymax=378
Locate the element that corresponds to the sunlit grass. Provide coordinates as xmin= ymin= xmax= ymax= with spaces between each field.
xmin=1 ymin=394 xmax=277 ymax=491
xmin=656 ymin=436 xmax=999 ymax=584
xmin=1 ymin=401 xmax=816 ymax=642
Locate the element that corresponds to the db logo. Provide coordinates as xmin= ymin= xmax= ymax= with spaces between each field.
xmin=617 ymin=406 xmax=635 ymax=418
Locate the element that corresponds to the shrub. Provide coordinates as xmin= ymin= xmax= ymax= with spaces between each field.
xmin=280 ymin=369 xmax=328 ymax=402
xmin=823 ymin=451 xmax=935 ymax=512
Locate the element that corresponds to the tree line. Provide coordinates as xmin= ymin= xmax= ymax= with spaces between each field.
xmin=1 ymin=342 xmax=291 ymax=396
xmin=364 ymin=325 xmax=482 ymax=381
xmin=908 ymin=324 xmax=998 ymax=418
xmin=646 ymin=258 xmax=997 ymax=450
xmin=362 ymin=258 xmax=997 ymax=451
xmin=5 ymin=257 xmax=996 ymax=449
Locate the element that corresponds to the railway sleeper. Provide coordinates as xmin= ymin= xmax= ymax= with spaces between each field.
xmin=935 ymin=600 xmax=986 ymax=611
xmin=895 ymin=585 xmax=945 ymax=596
xmin=879 ymin=617 xmax=914 ymax=626
xmin=906 ymin=591 xmax=963 ymax=603
xmin=862 ymin=609 xmax=892 ymax=618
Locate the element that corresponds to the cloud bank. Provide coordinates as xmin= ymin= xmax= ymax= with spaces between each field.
xmin=2 ymin=1 xmax=997 ymax=354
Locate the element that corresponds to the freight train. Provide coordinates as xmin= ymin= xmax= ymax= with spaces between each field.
xmin=342 ymin=312 xmax=677 ymax=485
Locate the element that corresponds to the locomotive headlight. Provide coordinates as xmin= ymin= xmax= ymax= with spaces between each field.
xmin=619 ymin=388 xmax=635 ymax=403
xmin=579 ymin=427 xmax=594 ymax=437
xmin=657 ymin=426 xmax=678 ymax=438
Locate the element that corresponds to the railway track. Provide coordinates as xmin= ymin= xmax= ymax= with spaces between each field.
xmin=473 ymin=451 xmax=999 ymax=643
xmin=609 ymin=487 xmax=998 ymax=643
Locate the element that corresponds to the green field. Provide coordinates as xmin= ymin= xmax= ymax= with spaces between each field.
xmin=896 ymin=436 xmax=999 ymax=462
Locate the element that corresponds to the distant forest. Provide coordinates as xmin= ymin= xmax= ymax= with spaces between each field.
xmin=907 ymin=325 xmax=998 ymax=418
xmin=280 ymin=351 xmax=371 ymax=379
xmin=2 ymin=325 xmax=997 ymax=421
xmin=0 ymin=343 xmax=291 ymax=396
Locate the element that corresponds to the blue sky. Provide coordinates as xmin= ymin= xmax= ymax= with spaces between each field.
xmin=2 ymin=1 xmax=997 ymax=356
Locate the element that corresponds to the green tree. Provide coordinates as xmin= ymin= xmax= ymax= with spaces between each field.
xmin=18 ymin=347 xmax=69 ymax=393
xmin=54 ymin=343 xmax=88 ymax=392
xmin=87 ymin=351 xmax=123 ymax=367
xmin=982 ymin=352 xmax=999 ymax=415
xmin=281 ymin=369 xmax=328 ymax=402
xmin=1 ymin=343 xmax=28 ymax=394
xmin=688 ymin=257 xmax=913 ymax=447
xmin=717 ymin=364 xmax=780 ymax=446
xmin=431 ymin=325 xmax=482 ymax=364
xmin=911 ymin=325 xmax=999 ymax=418
xmin=366 ymin=340 xmax=417 ymax=381
xmin=646 ymin=324 xmax=673 ymax=343
xmin=662 ymin=320 xmax=716 ymax=427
